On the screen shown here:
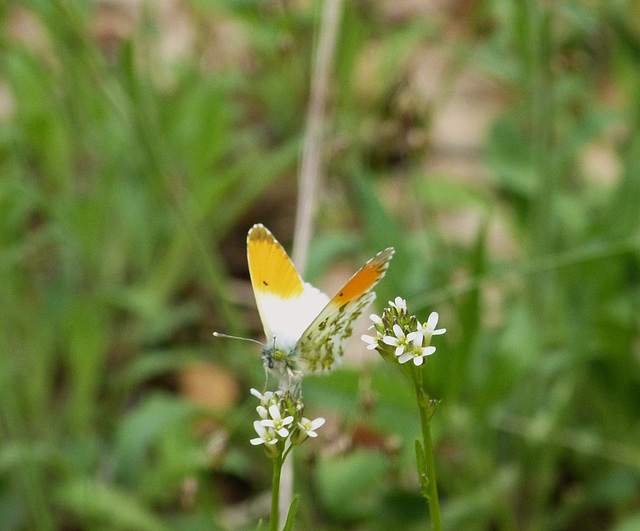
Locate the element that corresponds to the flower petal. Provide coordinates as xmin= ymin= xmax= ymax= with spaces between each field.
xmin=407 ymin=331 xmax=423 ymax=348
xmin=422 ymin=346 xmax=436 ymax=356
xmin=361 ymin=334 xmax=379 ymax=349
xmin=268 ymin=405 xmax=282 ymax=422
xmin=250 ymin=388 xmax=263 ymax=399
xmin=393 ymin=297 xmax=407 ymax=311
xmin=383 ymin=336 xmax=399 ymax=346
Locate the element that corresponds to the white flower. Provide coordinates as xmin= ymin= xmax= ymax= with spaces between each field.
xmin=367 ymin=298 xmax=445 ymax=367
xmin=298 ymin=417 xmax=325 ymax=438
xmin=361 ymin=333 xmax=379 ymax=350
xmin=397 ymin=344 xmax=436 ymax=366
xmin=418 ymin=312 xmax=446 ymax=338
xmin=261 ymin=404 xmax=294 ymax=438
xmin=406 ymin=329 xmax=424 ymax=349
xmin=250 ymin=388 xmax=275 ymax=403
xmin=369 ymin=314 xmax=382 ymax=327
xmin=388 ymin=297 xmax=407 ymax=312
xmin=250 ymin=421 xmax=278 ymax=446
xmin=393 ymin=324 xmax=438 ymax=366
xmin=252 ymin=388 xmax=280 ymax=420
xmin=382 ymin=324 xmax=409 ymax=357
xmin=250 ymin=388 xmax=263 ymax=399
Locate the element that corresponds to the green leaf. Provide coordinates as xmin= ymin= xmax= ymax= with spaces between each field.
xmin=316 ymin=450 xmax=388 ymax=520
xmin=414 ymin=439 xmax=429 ymax=499
xmin=114 ymin=394 xmax=205 ymax=486
xmin=115 ymin=348 xmax=212 ymax=395
xmin=54 ymin=478 xmax=168 ymax=531
xmin=613 ymin=512 xmax=640 ymax=531
xmin=282 ymin=494 xmax=299 ymax=531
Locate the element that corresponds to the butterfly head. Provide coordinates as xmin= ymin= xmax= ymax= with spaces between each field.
xmin=213 ymin=331 xmax=303 ymax=383
xmin=261 ymin=340 xmax=304 ymax=382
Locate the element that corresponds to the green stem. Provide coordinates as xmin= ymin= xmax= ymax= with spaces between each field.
xmin=270 ymin=454 xmax=283 ymax=531
xmin=413 ymin=374 xmax=442 ymax=531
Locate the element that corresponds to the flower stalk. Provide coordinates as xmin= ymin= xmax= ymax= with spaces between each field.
xmin=361 ymin=297 xmax=446 ymax=530
xmin=270 ymin=453 xmax=283 ymax=531
xmin=413 ymin=368 xmax=442 ymax=531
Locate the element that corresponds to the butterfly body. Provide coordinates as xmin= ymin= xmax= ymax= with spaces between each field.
xmin=247 ymin=224 xmax=393 ymax=383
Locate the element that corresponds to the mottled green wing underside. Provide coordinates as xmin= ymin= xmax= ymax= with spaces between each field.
xmin=297 ymin=292 xmax=376 ymax=373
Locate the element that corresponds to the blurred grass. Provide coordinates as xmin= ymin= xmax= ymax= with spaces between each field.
xmin=1 ymin=0 xmax=640 ymax=530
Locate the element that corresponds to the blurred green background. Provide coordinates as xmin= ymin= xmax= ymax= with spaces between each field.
xmin=2 ymin=0 xmax=640 ymax=529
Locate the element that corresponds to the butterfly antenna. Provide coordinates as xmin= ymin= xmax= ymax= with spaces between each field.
xmin=212 ymin=332 xmax=264 ymax=346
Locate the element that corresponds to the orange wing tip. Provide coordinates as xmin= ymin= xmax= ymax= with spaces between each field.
xmin=330 ymin=247 xmax=395 ymax=305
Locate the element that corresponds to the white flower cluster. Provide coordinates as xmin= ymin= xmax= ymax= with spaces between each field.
xmin=361 ymin=297 xmax=446 ymax=366
xmin=249 ymin=388 xmax=325 ymax=449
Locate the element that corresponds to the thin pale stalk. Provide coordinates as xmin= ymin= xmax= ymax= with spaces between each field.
xmin=292 ymin=0 xmax=343 ymax=271
xmin=284 ymin=0 xmax=344 ymax=524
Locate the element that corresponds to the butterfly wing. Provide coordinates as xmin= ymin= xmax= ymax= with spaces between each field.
xmin=296 ymin=247 xmax=395 ymax=373
xmin=247 ymin=224 xmax=329 ymax=351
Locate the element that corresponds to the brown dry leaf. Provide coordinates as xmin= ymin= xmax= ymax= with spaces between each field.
xmin=179 ymin=362 xmax=240 ymax=413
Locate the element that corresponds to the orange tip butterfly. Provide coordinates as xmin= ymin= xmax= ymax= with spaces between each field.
xmin=241 ymin=223 xmax=394 ymax=382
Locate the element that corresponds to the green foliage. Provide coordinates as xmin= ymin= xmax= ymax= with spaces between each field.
xmin=1 ymin=0 xmax=640 ymax=529
xmin=282 ymin=494 xmax=298 ymax=531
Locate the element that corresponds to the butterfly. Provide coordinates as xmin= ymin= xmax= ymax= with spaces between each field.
xmin=246 ymin=223 xmax=394 ymax=383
